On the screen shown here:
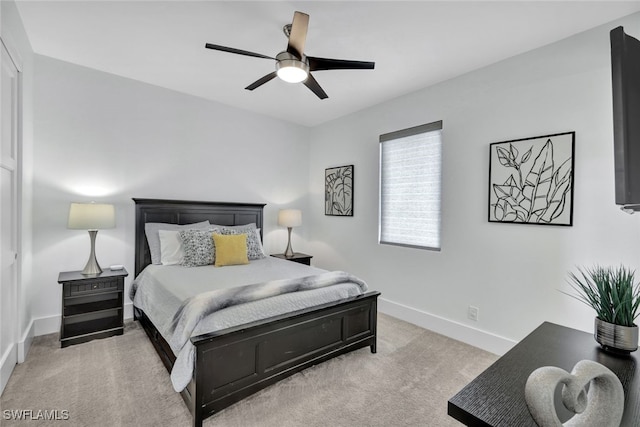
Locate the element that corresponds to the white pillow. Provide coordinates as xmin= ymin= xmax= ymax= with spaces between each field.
xmin=144 ymin=220 xmax=210 ymax=264
xmin=158 ymin=230 xmax=184 ymax=265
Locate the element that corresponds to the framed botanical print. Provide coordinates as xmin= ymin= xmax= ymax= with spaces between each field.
xmin=325 ymin=165 xmax=354 ymax=216
xmin=488 ymin=132 xmax=575 ymax=226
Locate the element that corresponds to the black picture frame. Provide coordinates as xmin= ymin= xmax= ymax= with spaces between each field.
xmin=325 ymin=165 xmax=354 ymax=216
xmin=488 ymin=131 xmax=575 ymax=226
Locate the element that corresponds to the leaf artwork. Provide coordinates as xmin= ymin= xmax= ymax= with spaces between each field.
xmin=489 ymin=133 xmax=574 ymax=225
xmin=325 ymin=165 xmax=353 ymax=216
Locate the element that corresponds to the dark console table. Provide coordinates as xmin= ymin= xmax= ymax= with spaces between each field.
xmin=448 ymin=321 xmax=639 ymax=426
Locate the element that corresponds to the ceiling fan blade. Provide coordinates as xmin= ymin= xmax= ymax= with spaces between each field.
xmin=286 ymin=11 xmax=309 ymax=60
xmin=303 ymin=73 xmax=328 ymax=100
xmin=205 ymin=43 xmax=274 ymax=60
xmin=307 ymin=57 xmax=375 ymax=71
xmin=245 ymin=72 xmax=278 ymax=91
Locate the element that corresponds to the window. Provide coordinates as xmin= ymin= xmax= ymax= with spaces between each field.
xmin=379 ymin=121 xmax=442 ymax=250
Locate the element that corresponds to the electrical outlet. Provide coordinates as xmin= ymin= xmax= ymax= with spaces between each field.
xmin=468 ymin=305 xmax=479 ymax=321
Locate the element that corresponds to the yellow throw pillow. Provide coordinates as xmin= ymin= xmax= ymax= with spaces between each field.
xmin=213 ymin=233 xmax=249 ymax=267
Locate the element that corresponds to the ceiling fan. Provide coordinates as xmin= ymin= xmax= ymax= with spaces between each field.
xmin=204 ymin=11 xmax=375 ymax=100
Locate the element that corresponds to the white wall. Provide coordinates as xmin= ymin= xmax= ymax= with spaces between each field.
xmin=307 ymin=13 xmax=640 ymax=354
xmin=31 ymin=56 xmax=311 ymax=334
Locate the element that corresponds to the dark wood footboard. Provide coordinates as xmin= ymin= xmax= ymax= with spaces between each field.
xmin=136 ymin=291 xmax=379 ymax=427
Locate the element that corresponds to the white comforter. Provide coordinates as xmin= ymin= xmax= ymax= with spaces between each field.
xmin=131 ymin=257 xmax=367 ymax=391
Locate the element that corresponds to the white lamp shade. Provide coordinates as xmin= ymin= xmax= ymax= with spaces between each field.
xmin=68 ymin=203 xmax=115 ymax=230
xmin=278 ymin=209 xmax=302 ymax=228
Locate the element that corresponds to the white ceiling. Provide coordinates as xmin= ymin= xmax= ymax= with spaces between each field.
xmin=14 ymin=1 xmax=640 ymax=127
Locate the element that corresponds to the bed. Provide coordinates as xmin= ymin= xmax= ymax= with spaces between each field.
xmin=132 ymin=198 xmax=380 ymax=427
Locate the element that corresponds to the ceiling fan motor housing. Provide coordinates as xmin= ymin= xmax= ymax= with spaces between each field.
xmin=275 ymin=51 xmax=309 ymax=83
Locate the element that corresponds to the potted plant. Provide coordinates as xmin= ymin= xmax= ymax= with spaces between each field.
xmin=565 ymin=265 xmax=640 ymax=354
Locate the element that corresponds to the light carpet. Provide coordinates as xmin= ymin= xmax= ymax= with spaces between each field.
xmin=0 ymin=314 xmax=497 ymax=426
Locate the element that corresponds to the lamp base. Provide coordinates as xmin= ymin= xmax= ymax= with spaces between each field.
xmin=81 ymin=230 xmax=103 ymax=276
xmin=284 ymin=227 xmax=294 ymax=258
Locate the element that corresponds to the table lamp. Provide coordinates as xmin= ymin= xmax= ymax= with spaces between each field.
xmin=68 ymin=202 xmax=115 ymax=275
xmin=278 ymin=209 xmax=302 ymax=258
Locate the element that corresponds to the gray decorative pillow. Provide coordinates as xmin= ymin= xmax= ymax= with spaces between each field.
xmin=217 ymin=224 xmax=265 ymax=260
xmin=145 ymin=221 xmax=210 ymax=265
xmin=178 ymin=229 xmax=215 ymax=267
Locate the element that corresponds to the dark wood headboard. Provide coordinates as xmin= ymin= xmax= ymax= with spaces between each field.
xmin=133 ymin=198 xmax=266 ymax=276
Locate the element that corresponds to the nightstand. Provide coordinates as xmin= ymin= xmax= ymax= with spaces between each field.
xmin=57 ymin=268 xmax=128 ymax=348
xmin=270 ymin=253 xmax=313 ymax=266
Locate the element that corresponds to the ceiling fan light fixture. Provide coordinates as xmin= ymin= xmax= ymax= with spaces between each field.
xmin=275 ymin=52 xmax=309 ymax=83
xmin=277 ymin=64 xmax=308 ymax=83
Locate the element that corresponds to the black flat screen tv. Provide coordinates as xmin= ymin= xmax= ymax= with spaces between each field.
xmin=611 ymin=26 xmax=640 ymax=210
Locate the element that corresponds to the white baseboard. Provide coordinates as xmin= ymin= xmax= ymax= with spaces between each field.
xmin=33 ymin=303 xmax=135 ymax=338
xmin=378 ymin=297 xmax=516 ymax=356
xmin=124 ymin=302 xmax=133 ymax=321
xmin=33 ymin=314 xmax=59 ymax=336
xmin=17 ymin=318 xmax=34 ymax=363
xmin=1 ymin=321 xmax=35 ymax=394
xmin=0 ymin=343 xmax=17 ymax=395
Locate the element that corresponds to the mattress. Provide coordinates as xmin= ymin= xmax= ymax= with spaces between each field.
xmin=131 ymin=256 xmax=367 ymax=391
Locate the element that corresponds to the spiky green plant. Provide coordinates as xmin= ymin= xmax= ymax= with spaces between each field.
xmin=564 ymin=265 xmax=640 ymax=327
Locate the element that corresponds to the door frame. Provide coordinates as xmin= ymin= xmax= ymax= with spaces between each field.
xmin=0 ymin=30 xmax=23 ymax=396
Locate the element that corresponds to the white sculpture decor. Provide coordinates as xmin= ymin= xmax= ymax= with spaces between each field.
xmin=524 ymin=359 xmax=624 ymax=427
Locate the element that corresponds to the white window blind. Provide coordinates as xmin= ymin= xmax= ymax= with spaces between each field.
xmin=379 ymin=121 xmax=442 ymax=250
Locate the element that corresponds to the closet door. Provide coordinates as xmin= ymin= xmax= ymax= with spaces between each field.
xmin=0 ymin=40 xmax=19 ymax=394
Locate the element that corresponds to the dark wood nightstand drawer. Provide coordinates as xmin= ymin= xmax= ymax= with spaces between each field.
xmin=65 ymin=279 xmax=120 ymax=296
xmin=63 ymin=292 xmax=121 ymax=317
xmin=64 ymin=309 xmax=121 ymax=330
